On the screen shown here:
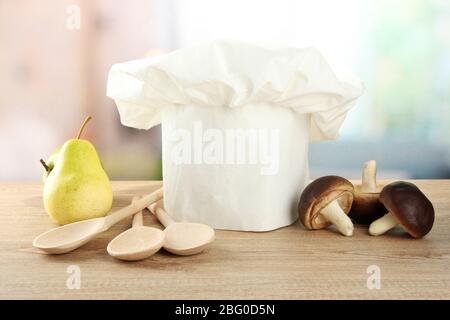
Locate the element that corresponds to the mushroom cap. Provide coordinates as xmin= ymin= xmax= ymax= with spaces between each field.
xmin=379 ymin=181 xmax=435 ymax=238
xmin=349 ymin=184 xmax=388 ymax=224
xmin=298 ymin=176 xmax=354 ymax=230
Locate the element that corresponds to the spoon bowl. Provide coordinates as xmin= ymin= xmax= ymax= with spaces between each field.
xmin=107 ymin=226 xmax=165 ymax=261
xmin=148 ymin=203 xmax=215 ymax=256
xmin=33 ymin=218 xmax=105 ymax=254
xmin=107 ymin=196 xmax=166 ymax=261
xmin=163 ymin=222 xmax=215 ymax=256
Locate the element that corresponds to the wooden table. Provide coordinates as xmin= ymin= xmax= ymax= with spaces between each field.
xmin=1 ymin=180 xmax=449 ymax=299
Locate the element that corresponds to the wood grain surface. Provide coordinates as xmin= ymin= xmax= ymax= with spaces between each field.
xmin=0 ymin=180 xmax=449 ymax=299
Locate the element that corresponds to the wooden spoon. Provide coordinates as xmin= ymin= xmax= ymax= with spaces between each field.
xmin=33 ymin=187 xmax=163 ymax=254
xmin=148 ymin=203 xmax=215 ymax=256
xmin=107 ymin=197 xmax=165 ymax=261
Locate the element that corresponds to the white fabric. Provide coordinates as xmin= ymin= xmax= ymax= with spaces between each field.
xmin=107 ymin=40 xmax=363 ymax=231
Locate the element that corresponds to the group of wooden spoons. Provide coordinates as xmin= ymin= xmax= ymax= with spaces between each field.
xmin=298 ymin=160 xmax=435 ymax=238
xmin=33 ymin=187 xmax=215 ymax=261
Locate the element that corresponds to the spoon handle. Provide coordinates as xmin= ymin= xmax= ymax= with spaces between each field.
xmin=148 ymin=203 xmax=174 ymax=227
xmin=132 ymin=212 xmax=144 ymax=228
xmin=131 ymin=197 xmax=144 ymax=228
xmin=104 ymin=187 xmax=163 ymax=230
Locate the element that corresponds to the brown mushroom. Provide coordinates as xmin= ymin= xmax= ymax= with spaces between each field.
xmin=369 ymin=181 xmax=435 ymax=238
xmin=349 ymin=160 xmax=388 ymax=224
xmin=298 ymin=175 xmax=354 ymax=236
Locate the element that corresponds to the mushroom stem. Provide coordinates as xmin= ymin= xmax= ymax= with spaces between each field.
xmin=369 ymin=212 xmax=398 ymax=236
xmin=362 ymin=160 xmax=377 ymax=192
xmin=320 ymin=200 xmax=354 ymax=236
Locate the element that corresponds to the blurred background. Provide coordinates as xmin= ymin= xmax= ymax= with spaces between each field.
xmin=1 ymin=0 xmax=449 ymax=181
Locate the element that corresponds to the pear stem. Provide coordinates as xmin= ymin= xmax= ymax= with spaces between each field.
xmin=76 ymin=116 xmax=92 ymax=139
xmin=39 ymin=159 xmax=49 ymax=172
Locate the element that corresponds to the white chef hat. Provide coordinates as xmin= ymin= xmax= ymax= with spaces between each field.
xmin=107 ymin=40 xmax=363 ymax=141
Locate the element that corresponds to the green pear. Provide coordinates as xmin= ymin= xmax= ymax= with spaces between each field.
xmin=40 ymin=116 xmax=113 ymax=225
